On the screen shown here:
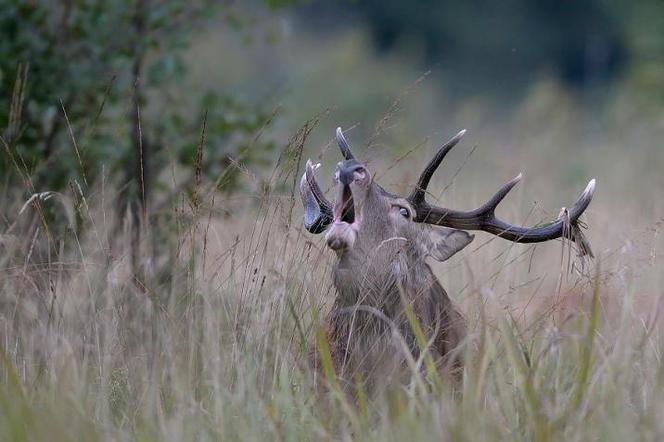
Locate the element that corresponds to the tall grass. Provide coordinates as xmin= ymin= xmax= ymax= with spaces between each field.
xmin=1 ymin=97 xmax=663 ymax=441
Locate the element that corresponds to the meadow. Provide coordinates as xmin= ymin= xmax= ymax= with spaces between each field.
xmin=2 ymin=9 xmax=664 ymax=442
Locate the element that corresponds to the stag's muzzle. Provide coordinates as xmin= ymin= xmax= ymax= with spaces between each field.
xmin=336 ymin=159 xmax=366 ymax=185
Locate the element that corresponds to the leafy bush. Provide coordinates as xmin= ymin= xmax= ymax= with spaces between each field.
xmin=0 ymin=0 xmax=276 ymax=197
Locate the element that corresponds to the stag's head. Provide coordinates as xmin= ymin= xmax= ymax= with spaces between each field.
xmin=300 ymin=128 xmax=596 ymax=276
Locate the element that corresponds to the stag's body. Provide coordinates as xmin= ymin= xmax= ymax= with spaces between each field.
xmin=301 ymin=128 xmax=595 ymax=393
xmin=314 ymin=199 xmax=466 ymax=391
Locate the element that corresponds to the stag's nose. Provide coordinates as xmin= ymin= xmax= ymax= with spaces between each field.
xmin=336 ymin=159 xmax=367 ymax=185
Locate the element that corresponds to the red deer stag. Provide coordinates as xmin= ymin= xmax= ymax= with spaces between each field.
xmin=300 ymin=128 xmax=595 ymax=393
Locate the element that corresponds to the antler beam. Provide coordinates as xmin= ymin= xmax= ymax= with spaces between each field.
xmin=407 ymin=130 xmax=596 ymax=243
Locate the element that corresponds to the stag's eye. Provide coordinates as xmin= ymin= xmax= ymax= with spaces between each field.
xmin=399 ymin=207 xmax=410 ymax=218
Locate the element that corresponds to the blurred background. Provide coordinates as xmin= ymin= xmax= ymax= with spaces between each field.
xmin=1 ymin=0 xmax=663 ymax=276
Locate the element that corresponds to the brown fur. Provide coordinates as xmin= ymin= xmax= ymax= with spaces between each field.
xmin=301 ymin=129 xmax=595 ymax=396
xmin=308 ymin=184 xmax=470 ymax=395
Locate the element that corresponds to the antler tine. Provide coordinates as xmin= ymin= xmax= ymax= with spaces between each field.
xmin=408 ymin=129 xmax=466 ymax=204
xmin=473 ymin=173 xmax=523 ymax=216
xmin=336 ymin=127 xmax=355 ymax=160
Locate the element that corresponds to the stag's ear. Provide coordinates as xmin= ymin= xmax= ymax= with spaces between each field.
xmin=423 ymin=227 xmax=474 ymax=262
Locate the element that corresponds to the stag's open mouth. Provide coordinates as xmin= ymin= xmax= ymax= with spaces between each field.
xmin=326 ymin=181 xmax=364 ymax=251
xmin=335 ymin=183 xmax=355 ymax=224
xmin=325 ymin=160 xmax=368 ymax=251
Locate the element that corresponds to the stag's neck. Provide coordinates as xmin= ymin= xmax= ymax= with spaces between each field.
xmin=331 ymin=246 xmax=434 ymax=312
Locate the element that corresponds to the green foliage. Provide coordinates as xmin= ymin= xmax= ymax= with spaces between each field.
xmin=0 ymin=0 xmax=276 ymax=195
xmin=408 ymin=2 xmax=619 ymax=80
xmin=299 ymin=0 xmax=662 ymax=100
xmin=168 ymin=92 xmax=278 ymax=194
xmin=0 ymin=1 xmax=128 ymax=188
xmin=618 ymin=0 xmax=664 ymax=103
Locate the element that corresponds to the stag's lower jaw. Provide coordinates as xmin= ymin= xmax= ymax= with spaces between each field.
xmin=325 ymin=221 xmax=358 ymax=251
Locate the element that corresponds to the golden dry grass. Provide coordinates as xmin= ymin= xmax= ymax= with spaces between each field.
xmin=1 ymin=90 xmax=663 ymax=440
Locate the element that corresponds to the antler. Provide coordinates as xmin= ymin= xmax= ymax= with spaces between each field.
xmin=300 ymin=160 xmax=333 ymax=233
xmin=407 ymin=130 xmax=596 ymax=244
